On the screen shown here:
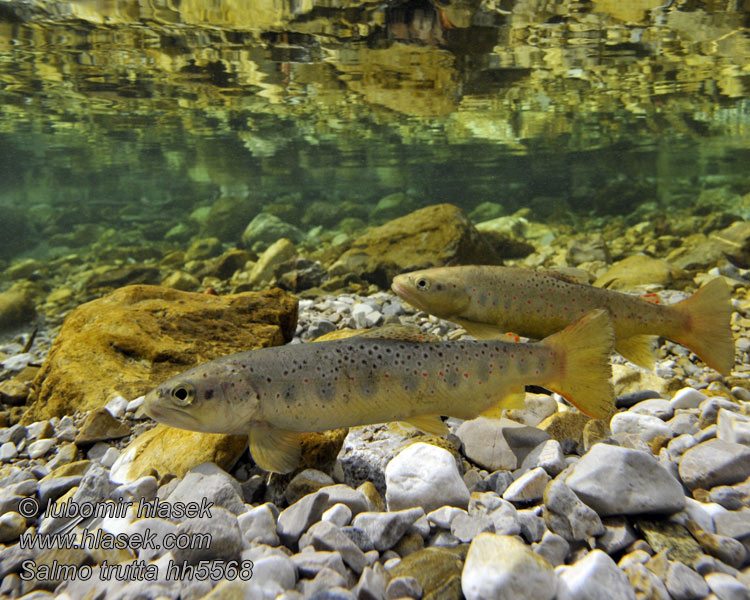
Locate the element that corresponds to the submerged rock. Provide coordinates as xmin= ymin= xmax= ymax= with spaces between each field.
xmin=23 ymin=285 xmax=298 ymax=420
xmin=109 ymin=424 xmax=246 ymax=483
xmin=329 ymin=204 xmax=502 ymax=288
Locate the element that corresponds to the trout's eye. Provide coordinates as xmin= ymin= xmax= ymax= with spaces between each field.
xmin=416 ymin=277 xmax=431 ymax=291
xmin=171 ymin=383 xmax=195 ymax=406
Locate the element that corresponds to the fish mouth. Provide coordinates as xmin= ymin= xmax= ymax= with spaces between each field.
xmin=143 ymin=398 xmax=204 ymax=431
xmin=391 ymin=279 xmax=427 ymax=312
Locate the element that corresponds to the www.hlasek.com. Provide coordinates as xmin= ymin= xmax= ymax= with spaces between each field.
xmin=15 ymin=496 xmax=253 ymax=582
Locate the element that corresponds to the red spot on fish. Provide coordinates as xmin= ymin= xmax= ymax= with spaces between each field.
xmin=423 ymin=372 xmax=428 ymax=377
xmin=350 ymin=377 xmax=356 ymax=381
xmin=511 ymin=353 xmax=515 ymax=358
xmin=404 ymin=385 xmax=409 ymax=391
xmin=439 ymin=371 xmax=444 ymax=376
xmin=385 ymin=373 xmax=390 ymax=378
xmin=463 ymin=373 xmax=469 ymax=378
xmin=304 ymin=378 xmax=309 ymax=383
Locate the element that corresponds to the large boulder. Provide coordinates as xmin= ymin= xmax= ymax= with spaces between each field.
xmin=23 ymin=285 xmax=298 ymax=421
xmin=329 ymin=204 xmax=502 ymax=288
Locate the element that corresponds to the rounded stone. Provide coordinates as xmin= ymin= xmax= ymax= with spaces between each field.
xmin=461 ymin=533 xmax=556 ymax=600
xmin=385 ymin=443 xmax=470 ymax=513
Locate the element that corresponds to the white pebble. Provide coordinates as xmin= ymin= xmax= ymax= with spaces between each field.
xmin=126 ymin=396 xmax=145 ymax=412
xmin=27 ymin=438 xmax=56 ymax=459
xmin=0 ymin=442 xmax=18 ymax=462
xmin=105 ymin=395 xmax=129 ymax=418
xmin=670 ymin=387 xmax=707 ymax=410
xmin=322 ymin=503 xmax=352 ymax=528
xmin=100 ymin=447 xmax=121 ymax=468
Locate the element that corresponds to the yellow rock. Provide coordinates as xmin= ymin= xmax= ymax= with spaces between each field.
xmin=109 ymin=424 xmax=247 ymax=483
xmin=24 ymin=285 xmax=298 ymax=421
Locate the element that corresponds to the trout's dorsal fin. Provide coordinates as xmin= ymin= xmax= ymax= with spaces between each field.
xmin=248 ymin=424 xmax=302 ymax=474
xmin=402 ymin=414 xmax=449 ymax=436
xmin=614 ymin=334 xmax=657 ymax=371
xmin=357 ymin=325 xmax=440 ymax=343
xmin=480 ymin=387 xmax=526 ymax=419
xmin=454 ymin=318 xmax=508 ymax=340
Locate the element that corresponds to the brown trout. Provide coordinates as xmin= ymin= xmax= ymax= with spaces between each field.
xmin=144 ymin=311 xmax=615 ymax=473
xmin=392 ymin=265 xmax=734 ymax=374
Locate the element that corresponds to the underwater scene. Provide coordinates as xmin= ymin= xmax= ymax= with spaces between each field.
xmin=1 ymin=0 xmax=750 ymax=598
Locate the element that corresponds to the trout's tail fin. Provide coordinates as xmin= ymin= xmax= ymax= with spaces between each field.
xmin=671 ymin=277 xmax=734 ymax=374
xmin=542 ymin=309 xmax=616 ymax=419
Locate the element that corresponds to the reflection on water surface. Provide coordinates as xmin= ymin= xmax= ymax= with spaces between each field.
xmin=0 ymin=0 xmax=749 ymax=261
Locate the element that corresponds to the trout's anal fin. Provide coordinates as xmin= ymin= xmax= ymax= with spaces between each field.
xmin=480 ymin=387 xmax=526 ymax=419
xmin=402 ymin=415 xmax=449 ymax=436
xmin=248 ymin=424 xmax=301 ymax=474
xmin=614 ymin=334 xmax=657 ymax=370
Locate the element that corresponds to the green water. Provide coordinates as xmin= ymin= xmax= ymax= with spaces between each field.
xmin=1 ymin=0 xmax=749 ymax=262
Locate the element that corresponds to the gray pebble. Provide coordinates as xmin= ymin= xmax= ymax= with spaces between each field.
xmin=125 ymin=517 xmax=177 ymax=561
xmin=38 ymin=475 xmax=81 ymax=506
xmin=517 ymin=508 xmax=546 ymax=543
xmin=340 ymin=526 xmax=375 ymax=552
xmin=596 ymin=516 xmax=638 ymax=555
xmin=704 ymin=572 xmax=750 ymax=600
xmin=167 ymin=462 xmax=245 ymax=516
xmin=298 ymin=568 xmax=349 ymax=598
xmin=450 ymin=512 xmax=495 ymax=543
xmin=544 ymin=479 xmax=604 ymax=542
xmin=630 ymin=399 xmax=674 ymax=420
xmin=291 ymin=550 xmax=348 ymax=579
xmin=251 ymin=554 xmax=297 ymax=591
xmin=671 ymin=388 xmax=708 ymax=410
xmin=428 ymin=530 xmax=461 ymax=547
xmin=278 ymin=489 xmax=332 ymax=548
xmin=426 ymin=506 xmax=466 ymax=529
xmin=665 ymin=561 xmax=710 ymax=600
xmin=668 ymin=412 xmax=701 ymax=436
xmin=566 ymin=444 xmax=686 ymax=515
xmin=0 ymin=512 xmax=26 ymax=542
xmin=321 ymin=503 xmax=352 ymax=528
xmin=386 ymin=575 xmax=422 ymax=599
xmin=709 ymin=486 xmax=746 ymax=511
xmin=455 ymin=417 xmax=517 ymax=471
xmin=679 ymin=438 xmax=750 ymax=490
xmin=238 ymin=503 xmax=279 ymax=546
xmin=0 ymin=424 xmax=26 ymax=446
xmin=556 ymin=549 xmax=636 ymax=600
xmin=171 ymin=506 xmax=243 ymax=564
xmin=353 ymin=564 xmax=388 ymax=600
xmin=532 ymin=530 xmax=569 ymax=567
xmin=351 ymin=507 xmax=424 ymax=551
xmin=0 ymin=442 xmax=17 ymax=462
xmin=503 ymin=467 xmax=550 ymax=503
xmin=301 ymin=520 xmax=368 ymax=574
xmin=110 ymin=475 xmax=158 ymax=503
xmin=521 ymin=440 xmax=566 ymax=477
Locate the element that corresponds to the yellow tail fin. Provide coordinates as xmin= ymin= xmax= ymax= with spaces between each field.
xmin=541 ymin=309 xmax=616 ymax=419
xmin=671 ymin=277 xmax=734 ymax=374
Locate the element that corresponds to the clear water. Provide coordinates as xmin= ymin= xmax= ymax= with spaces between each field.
xmin=1 ymin=0 xmax=749 ymax=263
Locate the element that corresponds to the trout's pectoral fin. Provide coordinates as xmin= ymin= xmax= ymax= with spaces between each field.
xmin=480 ymin=387 xmax=526 ymax=419
xmin=402 ymin=414 xmax=449 ymax=436
xmin=615 ymin=335 xmax=657 ymax=370
xmin=454 ymin=319 xmax=510 ymax=341
xmin=248 ymin=424 xmax=301 ymax=474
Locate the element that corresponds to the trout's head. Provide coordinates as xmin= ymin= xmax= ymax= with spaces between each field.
xmin=144 ymin=359 xmax=261 ymax=435
xmin=392 ymin=268 xmax=470 ymax=318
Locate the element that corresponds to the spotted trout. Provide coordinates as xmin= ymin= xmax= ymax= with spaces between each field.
xmin=144 ymin=311 xmax=615 ymax=473
xmin=392 ymin=265 xmax=734 ymax=374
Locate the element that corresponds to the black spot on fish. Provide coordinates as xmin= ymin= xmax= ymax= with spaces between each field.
xmin=204 ymin=389 xmax=215 ymax=400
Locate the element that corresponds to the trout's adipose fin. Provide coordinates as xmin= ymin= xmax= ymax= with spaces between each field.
xmin=615 ymin=334 xmax=657 ymax=370
xmin=249 ymin=424 xmax=302 ymax=474
xmin=402 ymin=414 xmax=449 ymax=436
